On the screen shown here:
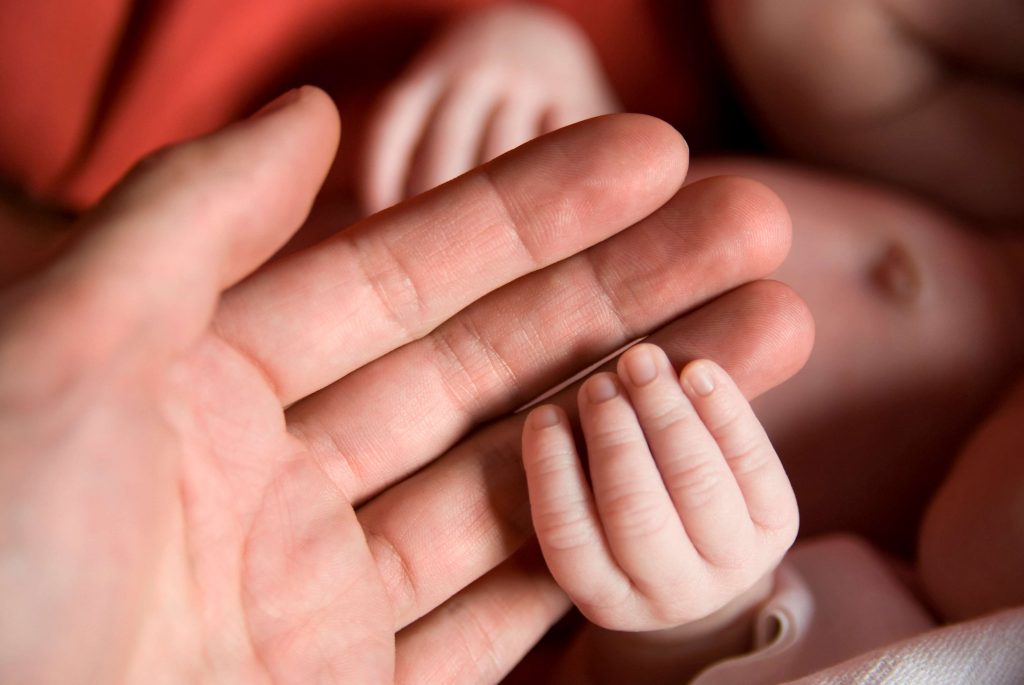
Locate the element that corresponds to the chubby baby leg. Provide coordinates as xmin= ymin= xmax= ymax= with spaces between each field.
xmin=521 ymin=343 xmax=798 ymax=632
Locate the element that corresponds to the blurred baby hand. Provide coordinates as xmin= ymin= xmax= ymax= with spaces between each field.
xmin=362 ymin=3 xmax=619 ymax=213
xmin=522 ymin=343 xmax=798 ymax=631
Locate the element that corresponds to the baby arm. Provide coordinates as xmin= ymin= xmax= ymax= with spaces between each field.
xmin=522 ymin=343 xmax=799 ymax=684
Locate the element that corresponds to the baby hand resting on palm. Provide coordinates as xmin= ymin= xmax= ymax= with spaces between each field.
xmin=522 ymin=343 xmax=799 ymax=683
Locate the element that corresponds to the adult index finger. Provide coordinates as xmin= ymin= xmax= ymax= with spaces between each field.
xmin=214 ymin=114 xmax=689 ymax=405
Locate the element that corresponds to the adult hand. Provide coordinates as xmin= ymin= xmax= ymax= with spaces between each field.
xmin=0 ymin=87 xmax=811 ymax=683
xmin=361 ymin=3 xmax=619 ymax=214
xmin=712 ymin=0 xmax=1024 ymax=223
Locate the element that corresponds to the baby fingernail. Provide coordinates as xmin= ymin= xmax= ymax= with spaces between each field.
xmin=587 ymin=375 xmax=618 ymax=403
xmin=683 ymin=362 xmax=716 ymax=397
xmin=531 ymin=406 xmax=561 ymax=428
xmin=624 ymin=346 xmax=658 ymax=386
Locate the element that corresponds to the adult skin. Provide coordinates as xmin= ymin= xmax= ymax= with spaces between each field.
xmin=0 ymin=87 xmax=812 ymax=683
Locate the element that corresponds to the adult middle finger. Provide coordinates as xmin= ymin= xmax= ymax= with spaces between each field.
xmin=289 ymin=176 xmax=792 ymax=503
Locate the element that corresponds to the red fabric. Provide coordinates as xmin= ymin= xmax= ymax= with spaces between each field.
xmin=0 ymin=0 xmax=703 ymax=210
xmin=0 ymin=0 xmax=129 ymax=198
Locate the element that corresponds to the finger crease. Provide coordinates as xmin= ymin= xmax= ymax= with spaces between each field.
xmin=582 ymin=250 xmax=632 ymax=340
xmin=354 ymin=235 xmax=427 ymax=344
xmin=288 ymin=419 xmax=360 ymax=503
xmin=365 ymin=528 xmax=419 ymax=627
xmin=211 ymin=327 xmax=286 ymax=402
xmin=478 ymin=167 xmax=546 ymax=268
xmin=430 ymin=315 xmax=521 ymax=418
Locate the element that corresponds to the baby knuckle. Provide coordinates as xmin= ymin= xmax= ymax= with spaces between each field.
xmin=587 ymin=427 xmax=640 ymax=451
xmin=534 ymin=502 xmax=596 ymax=551
xmin=646 ymin=406 xmax=697 ymax=435
xmin=704 ymin=400 xmax=744 ymax=438
xmin=664 ymin=459 xmax=722 ymax=506
xmin=573 ymin=585 xmax=635 ymax=625
xmin=598 ymin=488 xmax=671 ymax=539
xmin=708 ymin=544 xmax=757 ymax=573
xmin=725 ymin=440 xmax=772 ymax=476
xmin=527 ymin=448 xmax=575 ymax=479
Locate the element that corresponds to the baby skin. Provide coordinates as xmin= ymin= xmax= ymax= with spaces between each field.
xmin=521 ymin=343 xmax=798 ymax=684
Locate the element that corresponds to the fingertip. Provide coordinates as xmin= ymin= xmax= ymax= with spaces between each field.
xmin=499 ymin=113 xmax=688 ymax=226
xmin=680 ymin=359 xmax=726 ymax=399
xmin=682 ymin=176 xmax=792 ymax=278
xmin=617 ymin=342 xmax=671 ymax=388
xmin=583 ymin=113 xmax=689 ymax=189
xmin=734 ymin=280 xmax=815 ymax=396
xmin=528 ymin=404 xmax=565 ymax=430
xmin=523 ymin=405 xmax=574 ymax=474
xmin=736 ymin=177 xmax=792 ymax=272
xmin=581 ymin=372 xmax=621 ymax=405
xmin=670 ymin=280 xmax=813 ymax=402
xmin=295 ymin=85 xmax=342 ymax=147
xmin=595 ymin=112 xmax=688 ymax=154
xmin=248 ymin=86 xmax=341 ymax=165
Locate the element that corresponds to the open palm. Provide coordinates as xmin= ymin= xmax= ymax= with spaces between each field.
xmin=0 ymin=88 xmax=811 ymax=684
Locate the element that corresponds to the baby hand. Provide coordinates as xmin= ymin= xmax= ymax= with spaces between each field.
xmin=361 ymin=3 xmax=619 ymax=213
xmin=522 ymin=344 xmax=798 ymax=631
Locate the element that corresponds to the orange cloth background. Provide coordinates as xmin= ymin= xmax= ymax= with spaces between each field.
xmin=0 ymin=0 xmax=706 ymax=211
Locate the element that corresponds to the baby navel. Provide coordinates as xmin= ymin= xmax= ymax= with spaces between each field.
xmin=870 ymin=243 xmax=921 ymax=305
